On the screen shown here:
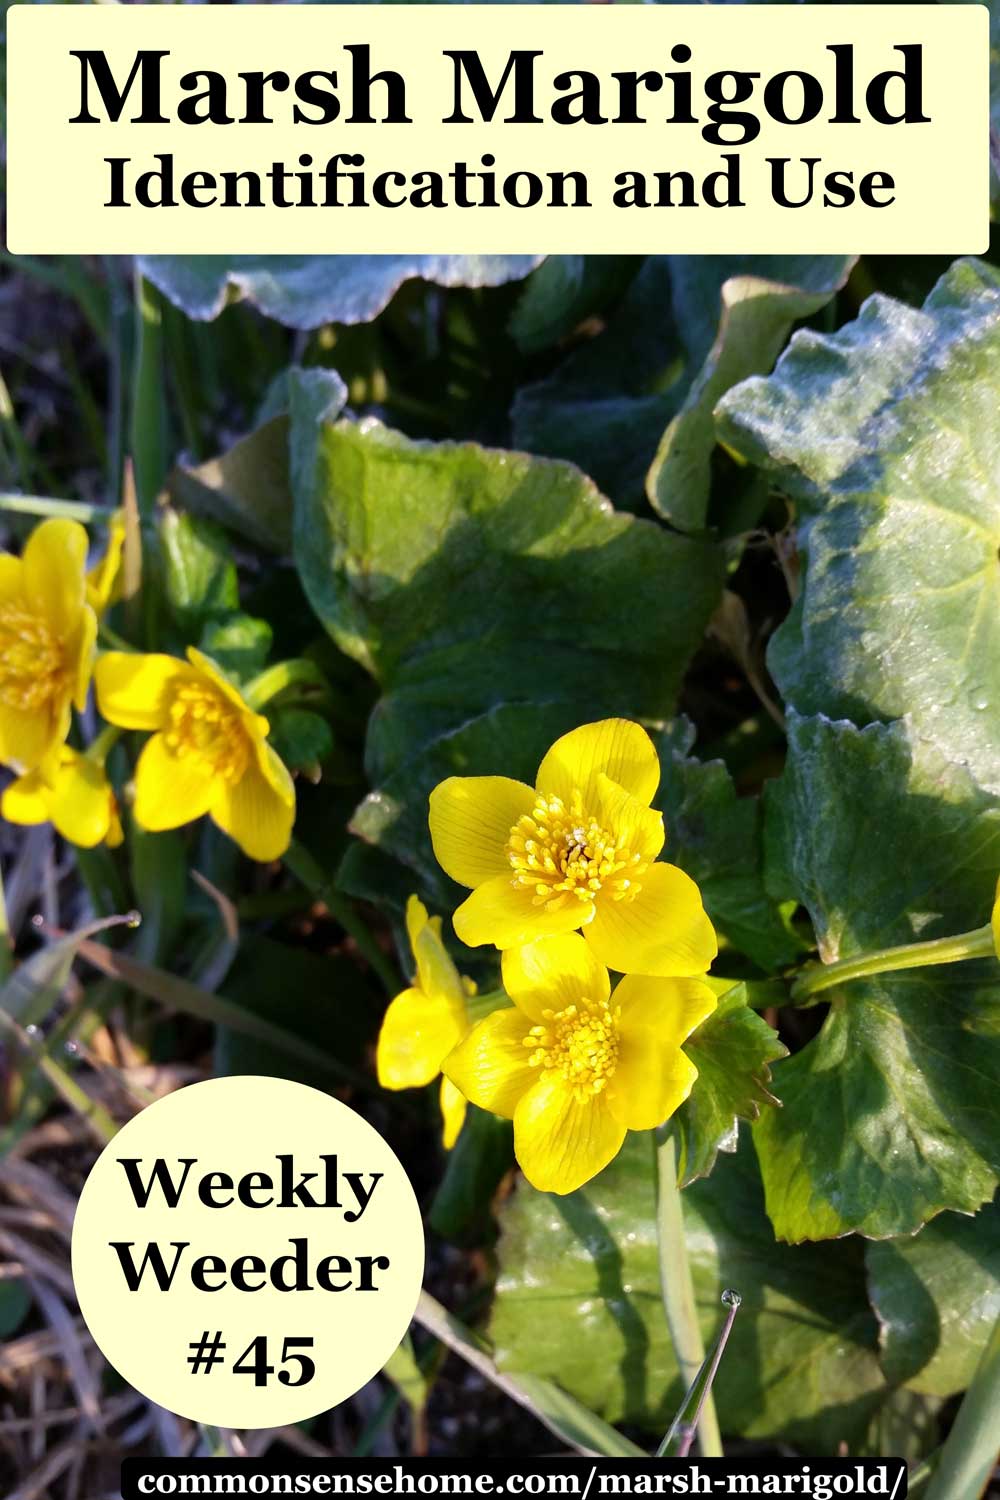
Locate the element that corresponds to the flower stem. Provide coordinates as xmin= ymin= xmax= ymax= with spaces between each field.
xmin=925 ymin=1310 xmax=1000 ymax=1500
xmin=284 ymin=840 xmax=399 ymax=996
xmin=654 ymin=1129 xmax=723 ymax=1458
xmin=791 ymin=925 xmax=995 ymax=1003
xmin=129 ymin=272 xmax=166 ymax=518
xmin=244 ymin=659 xmax=329 ymax=711
xmin=85 ymin=724 xmax=123 ymax=767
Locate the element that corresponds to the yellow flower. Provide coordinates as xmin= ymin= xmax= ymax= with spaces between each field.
xmin=377 ymin=895 xmax=474 ymax=1149
xmin=443 ymin=934 xmax=717 ymax=1194
xmin=2 ymin=745 xmax=123 ymax=849
xmin=992 ymin=877 xmax=1000 ymax=958
xmin=86 ymin=510 xmax=126 ymax=618
xmin=428 ymin=718 xmax=717 ymax=976
xmin=0 ymin=519 xmax=97 ymax=776
xmin=94 ymin=646 xmax=295 ymax=862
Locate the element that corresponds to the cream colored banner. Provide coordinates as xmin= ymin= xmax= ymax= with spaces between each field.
xmin=5 ymin=4 xmax=989 ymax=254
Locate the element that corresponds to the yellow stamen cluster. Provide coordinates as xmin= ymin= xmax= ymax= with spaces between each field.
xmin=524 ymin=996 xmax=621 ymax=1098
xmin=164 ymin=681 xmax=249 ymax=782
xmin=507 ymin=791 xmax=645 ymax=909
xmin=0 ymin=605 xmax=66 ymax=712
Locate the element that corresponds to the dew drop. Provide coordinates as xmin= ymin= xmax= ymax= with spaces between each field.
xmin=721 ymin=1288 xmax=742 ymax=1309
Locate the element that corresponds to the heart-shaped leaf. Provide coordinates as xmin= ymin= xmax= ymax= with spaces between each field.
xmin=290 ymin=413 xmax=722 ymax=901
xmin=491 ymin=1135 xmax=887 ymax=1451
xmin=756 ymin=713 xmax=1000 ymax=1241
xmin=717 ymin=258 xmax=1000 ymax=793
xmin=140 ymin=254 xmax=542 ymax=330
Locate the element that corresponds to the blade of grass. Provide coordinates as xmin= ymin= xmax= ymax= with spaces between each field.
xmin=656 ymin=1291 xmax=741 ymax=1457
xmin=925 ymin=1312 xmax=1000 ymax=1500
xmin=413 ymin=1291 xmax=644 ymax=1458
xmin=654 ymin=1128 xmax=723 ymax=1457
xmin=0 ymin=494 xmax=112 ymax=523
xmin=0 ymin=1007 xmax=118 ymax=1147
xmin=74 ymin=937 xmax=372 ymax=1091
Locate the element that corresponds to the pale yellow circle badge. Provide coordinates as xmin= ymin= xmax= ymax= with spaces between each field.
xmin=71 ymin=1076 xmax=424 ymax=1428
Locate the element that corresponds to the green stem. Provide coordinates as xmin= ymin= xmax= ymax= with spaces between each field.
xmin=791 ymin=925 xmax=995 ymax=1003
xmin=85 ymin=724 xmax=123 ymax=766
xmin=244 ymin=659 xmax=329 ymax=711
xmin=98 ymin=622 xmax=135 ymax=653
xmin=0 ymin=493 xmax=111 ymax=523
xmin=129 ymin=273 xmax=166 ymax=516
xmin=925 ymin=1313 xmax=1000 ymax=1500
xmin=654 ymin=1130 xmax=723 ymax=1458
xmin=284 ymin=840 xmax=399 ymax=996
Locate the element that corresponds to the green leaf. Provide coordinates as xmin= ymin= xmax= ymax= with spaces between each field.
xmin=717 ymin=257 xmax=1000 ymax=793
xmin=648 ymin=255 xmax=855 ymax=532
xmin=414 ymin=1291 xmax=645 ymax=1458
xmin=170 ymin=367 xmax=347 ymax=554
xmin=140 ymin=255 xmax=542 ymax=330
xmin=756 ymin=714 xmax=1000 ymax=1242
xmin=675 ymin=983 xmax=787 ymax=1187
xmin=214 ymin=934 xmax=374 ymax=1088
xmin=267 ymin=707 xmax=334 ymax=773
xmin=655 ymin=742 xmax=808 ymax=971
xmin=128 ymin=827 xmax=187 ymax=967
xmin=199 ymin=614 xmax=273 ymax=682
xmin=430 ymin=1105 xmax=513 ymax=1244
xmin=509 ymin=256 xmax=639 ymax=354
xmin=490 ymin=1136 xmax=887 ymax=1452
xmin=866 ymin=1201 xmax=1000 ymax=1397
xmin=511 ymin=257 xmax=683 ymax=509
xmin=381 ymin=1335 xmax=430 ymax=1416
xmin=157 ymin=508 xmax=238 ymax=634
xmin=292 ymin=415 xmax=721 ymax=899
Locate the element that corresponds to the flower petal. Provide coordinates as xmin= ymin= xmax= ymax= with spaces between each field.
xmin=513 ymin=1077 xmax=627 ymax=1195
xmin=212 ymin=755 xmax=295 ymax=862
xmin=453 ymin=875 xmax=589 ymax=950
xmin=439 ymin=1078 xmax=468 ymax=1150
xmin=133 ymin=732 xmax=215 ymax=832
xmin=606 ymin=974 xmax=718 ymax=1131
xmin=536 ymin=719 xmax=660 ymax=809
xmin=586 ymin=862 xmax=717 ymax=977
xmin=69 ymin=605 xmax=97 ymax=714
xmin=21 ymin=519 xmax=87 ymax=637
xmin=0 ymin=554 xmax=24 ymax=607
xmin=0 ymin=703 xmax=60 ymax=775
xmin=377 ymin=986 xmax=466 ymax=1090
xmin=429 ymin=776 xmax=535 ymax=888
xmin=1 ymin=769 xmax=50 ymax=826
xmin=411 ymin=911 xmax=466 ymax=1009
xmin=186 ymin=647 xmax=264 ymax=725
xmin=407 ymin=897 xmax=465 ymax=1002
xmin=45 ymin=751 xmax=117 ymax=849
xmin=442 ymin=1007 xmax=536 ymax=1119
xmin=95 ymin=652 xmax=191 ymax=730
xmin=501 ymin=934 xmax=610 ymax=1023
xmin=594 ymin=773 xmax=665 ymax=862
xmin=86 ymin=511 xmax=126 ymax=617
